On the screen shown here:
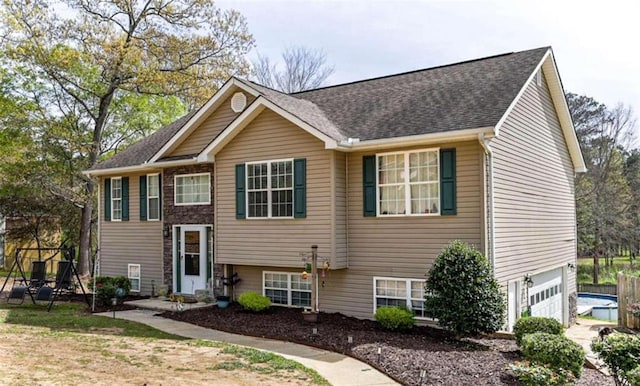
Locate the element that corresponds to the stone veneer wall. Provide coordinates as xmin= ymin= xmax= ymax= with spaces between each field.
xmin=162 ymin=164 xmax=223 ymax=291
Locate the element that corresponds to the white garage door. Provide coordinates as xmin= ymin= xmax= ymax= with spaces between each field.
xmin=529 ymin=268 xmax=563 ymax=322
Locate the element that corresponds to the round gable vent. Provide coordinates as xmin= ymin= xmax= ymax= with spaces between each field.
xmin=230 ymin=92 xmax=247 ymax=113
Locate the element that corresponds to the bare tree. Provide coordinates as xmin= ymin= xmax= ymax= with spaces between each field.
xmin=252 ymin=46 xmax=334 ymax=93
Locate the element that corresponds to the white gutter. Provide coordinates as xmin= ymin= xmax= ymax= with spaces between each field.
xmin=338 ymin=127 xmax=494 ymax=151
xmin=83 ymin=157 xmax=202 ymax=177
xmin=478 ymin=132 xmax=496 ymax=274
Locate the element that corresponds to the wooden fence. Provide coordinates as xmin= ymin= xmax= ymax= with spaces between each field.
xmin=617 ymin=273 xmax=640 ymax=330
xmin=578 ymin=283 xmax=617 ymax=295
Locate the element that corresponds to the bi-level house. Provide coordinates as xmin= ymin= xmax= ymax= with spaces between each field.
xmin=85 ymin=47 xmax=585 ymax=330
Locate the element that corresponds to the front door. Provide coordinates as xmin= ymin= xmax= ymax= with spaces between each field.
xmin=177 ymin=225 xmax=208 ymax=295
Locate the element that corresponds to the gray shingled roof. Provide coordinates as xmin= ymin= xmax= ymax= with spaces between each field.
xmin=235 ymin=79 xmax=347 ymax=141
xmin=91 ymin=47 xmax=548 ymax=170
xmin=293 ymin=47 xmax=549 ymax=141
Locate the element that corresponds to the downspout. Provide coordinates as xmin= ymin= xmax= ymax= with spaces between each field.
xmin=478 ymin=133 xmax=495 ymax=275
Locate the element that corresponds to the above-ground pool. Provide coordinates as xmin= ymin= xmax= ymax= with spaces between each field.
xmin=577 ymin=293 xmax=618 ymax=321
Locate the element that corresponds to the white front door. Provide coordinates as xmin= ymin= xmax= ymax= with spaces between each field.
xmin=178 ymin=225 xmax=208 ymax=295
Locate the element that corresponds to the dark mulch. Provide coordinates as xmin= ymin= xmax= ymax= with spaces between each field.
xmin=89 ymin=295 xmax=150 ymax=313
xmin=160 ymin=303 xmax=613 ymax=385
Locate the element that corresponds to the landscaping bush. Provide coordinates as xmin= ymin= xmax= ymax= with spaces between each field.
xmin=626 ymin=366 xmax=640 ymax=386
xmin=509 ymin=361 xmax=575 ymax=386
xmin=513 ymin=316 xmax=564 ymax=346
xmin=92 ymin=276 xmax=132 ymax=307
xmin=521 ymin=332 xmax=585 ymax=378
xmin=424 ymin=240 xmax=505 ymax=337
xmin=237 ymin=291 xmax=271 ymax=312
xmin=591 ymin=332 xmax=640 ymax=386
xmin=375 ymin=306 xmax=415 ymax=331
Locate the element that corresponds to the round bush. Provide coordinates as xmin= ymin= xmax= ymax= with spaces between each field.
xmin=238 ymin=291 xmax=271 ymax=312
xmin=521 ymin=332 xmax=585 ymax=378
xmin=513 ymin=317 xmax=564 ymax=347
xmin=92 ymin=276 xmax=132 ymax=307
xmin=425 ymin=240 xmax=505 ymax=337
xmin=375 ymin=306 xmax=415 ymax=331
xmin=591 ymin=333 xmax=640 ymax=386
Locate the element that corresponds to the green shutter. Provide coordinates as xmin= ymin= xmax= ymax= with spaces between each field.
xmin=362 ymin=155 xmax=376 ymax=217
xmin=235 ymin=164 xmax=246 ymax=219
xmin=293 ymin=158 xmax=306 ymax=218
xmin=104 ymin=178 xmax=111 ymax=221
xmin=158 ymin=174 xmax=162 ymax=220
xmin=122 ymin=177 xmax=130 ymax=221
xmin=139 ymin=175 xmax=147 ymax=221
xmin=440 ymin=148 xmax=457 ymax=215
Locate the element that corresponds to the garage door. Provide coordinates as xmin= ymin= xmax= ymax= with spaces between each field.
xmin=529 ymin=268 xmax=563 ymax=322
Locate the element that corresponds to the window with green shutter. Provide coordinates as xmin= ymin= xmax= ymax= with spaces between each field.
xmin=363 ymin=148 xmax=456 ymax=217
xmin=236 ymin=158 xmax=306 ymax=219
xmin=104 ymin=178 xmax=111 ymax=221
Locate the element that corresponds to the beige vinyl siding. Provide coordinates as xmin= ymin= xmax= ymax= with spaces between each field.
xmin=169 ymin=92 xmax=257 ymax=157
xmin=333 ymin=151 xmax=348 ymax=268
xmin=215 ymin=109 xmax=341 ymax=268
xmin=99 ymin=173 xmax=163 ymax=294
xmin=491 ymin=72 xmax=576 ymax=294
xmin=230 ymin=141 xmax=484 ymax=320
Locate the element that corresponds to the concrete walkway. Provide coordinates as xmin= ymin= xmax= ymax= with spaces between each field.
xmin=97 ymin=309 xmax=398 ymax=386
xmin=565 ymin=317 xmax=616 ymax=372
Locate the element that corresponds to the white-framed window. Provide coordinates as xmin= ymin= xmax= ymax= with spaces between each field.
xmin=128 ymin=264 xmax=140 ymax=292
xmin=373 ymin=277 xmax=432 ymax=319
xmin=175 ymin=173 xmax=210 ymax=205
xmin=263 ymin=271 xmax=311 ymax=307
xmin=247 ymin=159 xmax=293 ymax=218
xmin=147 ymin=173 xmax=160 ymax=220
xmin=535 ymin=69 xmax=542 ymax=86
xmin=111 ymin=177 xmax=122 ymax=221
xmin=377 ymin=149 xmax=439 ymax=216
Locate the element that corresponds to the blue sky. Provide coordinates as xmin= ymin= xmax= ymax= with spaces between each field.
xmin=218 ymin=0 xmax=640 ymax=135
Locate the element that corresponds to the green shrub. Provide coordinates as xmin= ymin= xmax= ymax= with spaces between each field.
xmin=238 ymin=291 xmax=271 ymax=312
xmin=424 ymin=240 xmax=505 ymax=337
xmin=591 ymin=333 xmax=640 ymax=386
xmin=92 ymin=276 xmax=132 ymax=307
xmin=521 ymin=332 xmax=585 ymax=378
xmin=509 ymin=361 xmax=575 ymax=386
xmin=626 ymin=366 xmax=640 ymax=386
xmin=375 ymin=307 xmax=415 ymax=331
xmin=513 ymin=317 xmax=564 ymax=346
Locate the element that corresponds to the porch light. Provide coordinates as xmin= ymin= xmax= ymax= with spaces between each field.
xmin=524 ymin=274 xmax=534 ymax=288
xmin=163 ymin=225 xmax=170 ymax=238
xmin=567 ymin=262 xmax=576 ymax=272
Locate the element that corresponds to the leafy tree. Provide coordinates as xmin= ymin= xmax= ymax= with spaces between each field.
xmin=0 ymin=0 xmax=254 ymax=276
xmin=567 ymin=93 xmax=638 ymax=282
xmin=425 ymin=240 xmax=505 ymax=338
xmin=252 ymin=46 xmax=334 ymax=93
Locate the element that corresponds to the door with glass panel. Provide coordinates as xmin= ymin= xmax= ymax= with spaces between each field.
xmin=179 ymin=226 xmax=207 ymax=294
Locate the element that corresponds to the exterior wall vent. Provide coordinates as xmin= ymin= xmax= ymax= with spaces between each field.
xmin=231 ymin=92 xmax=247 ymax=113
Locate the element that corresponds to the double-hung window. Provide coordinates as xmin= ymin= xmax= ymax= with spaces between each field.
xmin=128 ymin=264 xmax=140 ymax=292
xmin=147 ymin=174 xmax=160 ymax=220
xmin=263 ymin=271 xmax=311 ymax=307
xmin=175 ymin=173 xmax=210 ymax=205
xmin=111 ymin=177 xmax=122 ymax=221
xmin=378 ymin=149 xmax=440 ymax=215
xmin=373 ymin=277 xmax=431 ymax=319
xmin=247 ymin=160 xmax=293 ymax=218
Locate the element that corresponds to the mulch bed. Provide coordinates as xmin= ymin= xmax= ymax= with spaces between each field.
xmin=160 ymin=303 xmax=614 ymax=385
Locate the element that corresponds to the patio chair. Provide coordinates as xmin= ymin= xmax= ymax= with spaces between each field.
xmin=15 ymin=261 xmax=50 ymax=289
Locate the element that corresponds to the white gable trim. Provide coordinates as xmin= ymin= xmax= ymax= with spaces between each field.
xmin=197 ymin=97 xmax=339 ymax=162
xmin=494 ymin=49 xmax=586 ymax=173
xmin=148 ymin=78 xmax=260 ymax=163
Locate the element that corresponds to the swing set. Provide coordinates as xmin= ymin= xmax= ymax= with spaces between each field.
xmin=0 ymin=246 xmax=90 ymax=311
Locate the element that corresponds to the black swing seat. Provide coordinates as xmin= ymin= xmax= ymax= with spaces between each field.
xmin=35 ymin=286 xmax=53 ymax=301
xmin=7 ymin=286 xmax=29 ymax=305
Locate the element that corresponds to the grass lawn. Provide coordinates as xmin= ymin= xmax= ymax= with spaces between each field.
xmin=577 ymin=256 xmax=640 ymax=284
xmin=0 ymin=302 xmax=327 ymax=385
